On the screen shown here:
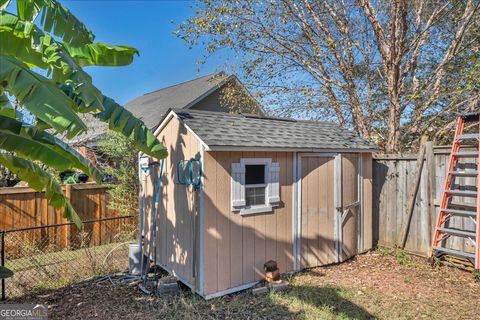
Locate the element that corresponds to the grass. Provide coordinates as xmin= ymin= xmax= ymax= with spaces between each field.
xmin=269 ymin=284 xmax=374 ymax=320
xmin=6 ymin=241 xmax=132 ymax=271
xmin=35 ymin=277 xmax=72 ymax=292
xmin=474 ymin=272 xmax=480 ymax=283
xmin=5 ymin=240 xmax=134 ymax=298
xmin=5 ymin=243 xmax=133 ymax=272
xmin=376 ymin=246 xmax=426 ymax=268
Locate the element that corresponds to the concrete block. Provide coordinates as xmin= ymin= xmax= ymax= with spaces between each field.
xmin=157 ymin=278 xmax=179 ymax=294
xmin=269 ymin=282 xmax=289 ymax=292
xmin=252 ymin=286 xmax=268 ymax=295
xmin=160 ymin=276 xmax=177 ymax=284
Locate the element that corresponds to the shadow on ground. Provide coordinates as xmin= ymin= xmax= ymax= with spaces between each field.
xmin=269 ymin=284 xmax=374 ymax=320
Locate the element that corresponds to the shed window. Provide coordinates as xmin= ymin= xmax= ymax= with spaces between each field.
xmin=246 ymin=186 xmax=266 ymax=206
xmin=245 ymin=165 xmax=265 ymax=185
xmin=231 ymin=158 xmax=280 ymax=215
xmin=245 ymin=164 xmax=267 ymax=206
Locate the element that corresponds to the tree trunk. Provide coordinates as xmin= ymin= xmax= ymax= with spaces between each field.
xmin=385 ymin=98 xmax=400 ymax=152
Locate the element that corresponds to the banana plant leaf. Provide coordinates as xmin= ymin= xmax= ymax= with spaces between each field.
xmin=0 ymin=108 xmax=16 ymax=118
xmin=0 ymin=0 xmax=12 ymax=10
xmin=0 ymin=90 xmax=18 ymax=117
xmin=0 ymin=114 xmax=103 ymax=180
xmin=0 ymin=102 xmax=21 ymax=119
xmin=0 ymin=12 xmax=139 ymax=113
xmin=1 ymin=53 xmax=165 ymax=160
xmin=0 ymin=266 xmax=13 ymax=279
xmin=0 ymin=55 xmax=86 ymax=138
xmin=0 ymin=12 xmax=103 ymax=113
xmin=0 ymin=11 xmax=137 ymax=69
xmin=95 ymin=96 xmax=168 ymax=160
xmin=0 ymin=13 xmax=48 ymax=69
xmin=0 ymin=92 xmax=13 ymax=109
xmin=0 ymin=154 xmax=81 ymax=226
xmin=63 ymin=42 xmax=139 ymax=67
xmin=16 ymin=0 xmax=94 ymax=46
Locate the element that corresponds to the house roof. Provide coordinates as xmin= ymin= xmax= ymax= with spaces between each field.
xmin=65 ymin=113 xmax=109 ymax=145
xmin=125 ymin=72 xmax=228 ymax=130
xmin=168 ymin=109 xmax=377 ymax=151
xmin=69 ymin=72 xmax=229 ymax=145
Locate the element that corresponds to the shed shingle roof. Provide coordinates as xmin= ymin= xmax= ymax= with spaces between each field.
xmin=173 ymin=109 xmax=377 ymax=150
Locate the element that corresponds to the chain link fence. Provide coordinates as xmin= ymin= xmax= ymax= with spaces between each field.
xmin=1 ymin=216 xmax=136 ymax=299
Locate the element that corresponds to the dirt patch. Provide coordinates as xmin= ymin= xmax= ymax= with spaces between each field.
xmin=8 ymin=249 xmax=480 ymax=319
xmin=304 ymin=249 xmax=477 ymax=298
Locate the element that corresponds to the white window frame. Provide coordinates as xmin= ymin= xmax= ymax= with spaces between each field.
xmin=239 ymin=158 xmax=272 ymax=215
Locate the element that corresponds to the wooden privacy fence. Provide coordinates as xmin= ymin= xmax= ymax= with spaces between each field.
xmin=0 ymin=183 xmax=135 ymax=253
xmin=373 ymin=145 xmax=477 ymax=256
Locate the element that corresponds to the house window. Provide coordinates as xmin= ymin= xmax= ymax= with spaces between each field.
xmin=231 ymin=158 xmax=280 ymax=215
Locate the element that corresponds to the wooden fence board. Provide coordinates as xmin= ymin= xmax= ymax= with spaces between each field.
xmin=0 ymin=183 xmax=134 ymax=257
xmin=373 ymin=146 xmax=478 ymax=256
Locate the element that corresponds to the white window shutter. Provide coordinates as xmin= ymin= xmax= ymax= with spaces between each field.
xmin=268 ymin=162 xmax=280 ymax=205
xmin=231 ymin=163 xmax=245 ymax=210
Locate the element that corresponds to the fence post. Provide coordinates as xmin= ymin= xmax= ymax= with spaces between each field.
xmin=425 ymin=142 xmax=436 ymax=255
xmin=398 ymin=144 xmax=426 ymax=249
xmin=63 ymin=185 xmax=72 ymax=248
xmin=2 ymin=231 xmax=5 ymax=301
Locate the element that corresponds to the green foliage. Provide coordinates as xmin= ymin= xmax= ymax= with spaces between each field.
xmin=0 ymin=0 xmax=167 ymax=223
xmin=0 ymin=114 xmax=102 ymax=180
xmin=0 ymin=10 xmax=137 ymax=114
xmin=394 ymin=250 xmax=413 ymax=266
xmin=376 ymin=246 xmax=424 ymax=269
xmin=14 ymin=0 xmax=94 ymax=46
xmin=97 ymin=132 xmax=139 ymax=217
xmin=0 ymin=55 xmax=86 ymax=138
xmin=63 ymin=42 xmax=139 ymax=67
xmin=0 ymin=266 xmax=14 ymax=279
xmin=474 ymin=272 xmax=480 ymax=283
xmin=94 ymin=96 xmax=167 ymax=160
xmin=376 ymin=246 xmax=395 ymax=257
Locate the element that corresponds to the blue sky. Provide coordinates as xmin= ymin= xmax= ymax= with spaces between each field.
xmin=65 ymin=0 xmax=227 ymax=105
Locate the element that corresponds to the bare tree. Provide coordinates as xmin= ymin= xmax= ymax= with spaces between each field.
xmin=179 ymin=0 xmax=480 ymax=152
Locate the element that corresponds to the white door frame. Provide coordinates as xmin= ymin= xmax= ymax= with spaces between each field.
xmin=293 ymin=152 xmax=363 ymax=270
xmin=293 ymin=152 xmax=340 ymax=270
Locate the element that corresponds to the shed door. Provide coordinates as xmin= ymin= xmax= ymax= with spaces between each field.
xmin=300 ymin=156 xmax=336 ymax=268
xmin=340 ymin=154 xmax=360 ymax=262
xmin=299 ymin=154 xmax=361 ymax=268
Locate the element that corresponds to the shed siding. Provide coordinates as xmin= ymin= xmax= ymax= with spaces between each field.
xmin=143 ymin=116 xmax=200 ymax=284
xmin=202 ymin=151 xmax=294 ymax=296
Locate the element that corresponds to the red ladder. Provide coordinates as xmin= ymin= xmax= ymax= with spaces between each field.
xmin=431 ymin=111 xmax=480 ymax=271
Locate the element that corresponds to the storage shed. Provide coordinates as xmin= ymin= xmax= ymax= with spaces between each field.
xmin=140 ymin=109 xmax=377 ymax=299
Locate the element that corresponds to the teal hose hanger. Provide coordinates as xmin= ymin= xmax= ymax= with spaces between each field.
xmin=177 ymin=158 xmax=202 ymax=190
